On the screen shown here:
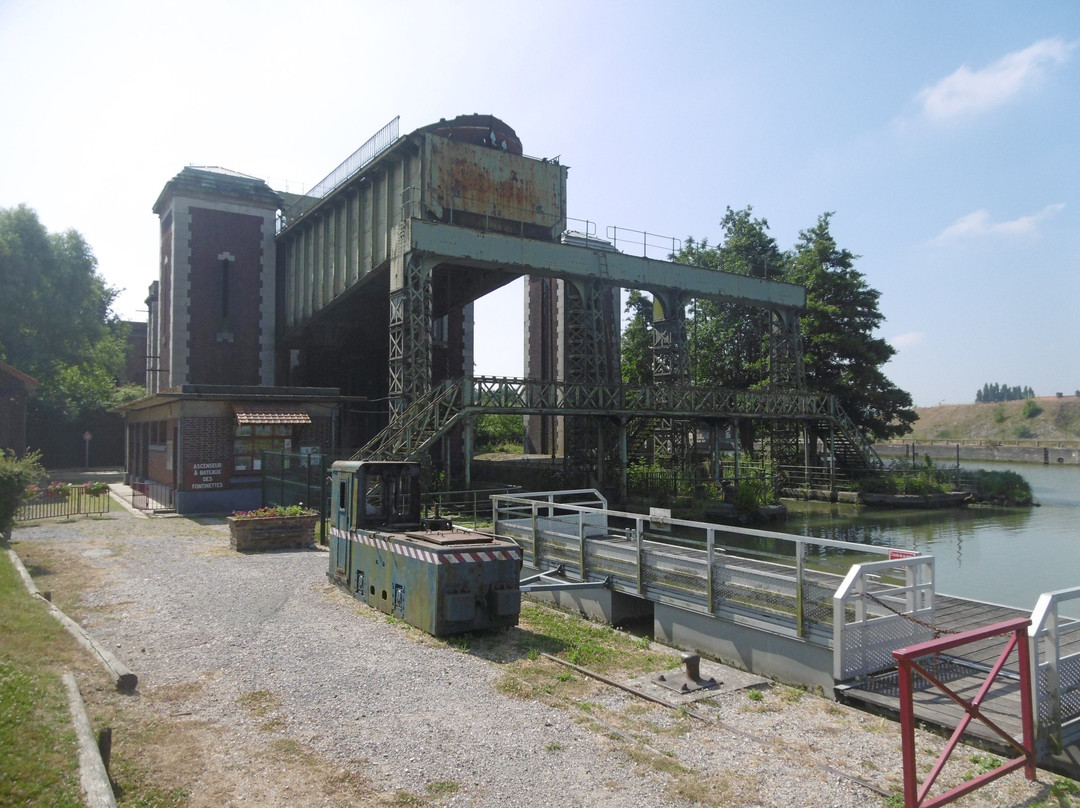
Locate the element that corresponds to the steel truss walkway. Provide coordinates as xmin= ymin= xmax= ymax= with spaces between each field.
xmin=352 ymin=375 xmax=883 ymax=478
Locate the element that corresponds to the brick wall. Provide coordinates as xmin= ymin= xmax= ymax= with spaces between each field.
xmin=296 ymin=417 xmax=333 ymax=452
xmin=186 ymin=208 xmax=265 ymax=385
xmin=178 ymin=416 xmax=234 ymax=491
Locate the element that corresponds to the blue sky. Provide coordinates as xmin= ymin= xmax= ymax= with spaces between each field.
xmin=1 ymin=1 xmax=1077 ymax=407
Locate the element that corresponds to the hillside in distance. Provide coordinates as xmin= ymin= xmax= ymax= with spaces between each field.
xmin=905 ymin=396 xmax=1080 ymax=443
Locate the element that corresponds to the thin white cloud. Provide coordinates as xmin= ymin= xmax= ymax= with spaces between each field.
xmin=890 ymin=331 xmax=924 ymax=350
xmin=917 ymin=38 xmax=1075 ymax=122
xmin=930 ymin=203 xmax=1065 ymax=245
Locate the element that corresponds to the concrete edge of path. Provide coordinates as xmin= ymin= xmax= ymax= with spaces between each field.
xmin=6 ymin=547 xmax=138 ymax=693
xmin=63 ymin=671 xmax=118 ymax=808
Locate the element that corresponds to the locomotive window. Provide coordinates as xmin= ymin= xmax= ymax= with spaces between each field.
xmin=338 ymin=480 xmax=347 ymax=510
xmin=364 ymin=478 xmax=383 ymax=517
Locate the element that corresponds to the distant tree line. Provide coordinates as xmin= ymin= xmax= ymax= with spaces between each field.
xmin=975 ymin=383 xmax=1035 ymax=403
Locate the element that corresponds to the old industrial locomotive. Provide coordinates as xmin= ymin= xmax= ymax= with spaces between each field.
xmin=328 ymin=460 xmax=522 ymax=635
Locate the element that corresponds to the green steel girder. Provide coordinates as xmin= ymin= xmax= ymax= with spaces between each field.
xmin=399 ymin=219 xmax=806 ymax=312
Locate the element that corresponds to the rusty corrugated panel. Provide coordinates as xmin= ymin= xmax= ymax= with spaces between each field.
xmin=424 ymin=136 xmax=566 ymax=237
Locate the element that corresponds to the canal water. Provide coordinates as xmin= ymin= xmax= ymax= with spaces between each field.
xmin=780 ymin=461 xmax=1080 ymax=613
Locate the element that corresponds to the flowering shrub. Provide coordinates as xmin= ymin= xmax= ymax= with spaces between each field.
xmin=45 ymin=481 xmax=72 ymax=498
xmin=2 ymin=449 xmax=45 ymax=535
xmin=24 ymin=483 xmax=41 ymax=500
xmin=82 ymin=481 xmax=110 ymax=496
xmin=231 ymin=504 xmax=317 ymax=520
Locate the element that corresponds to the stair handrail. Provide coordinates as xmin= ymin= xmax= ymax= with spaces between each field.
xmin=826 ymin=397 xmax=884 ymax=469
xmin=353 ymin=380 xmax=466 ymax=460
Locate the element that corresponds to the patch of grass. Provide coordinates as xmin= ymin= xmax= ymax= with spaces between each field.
xmin=0 ymin=663 xmax=82 ymax=807
xmin=962 ymin=752 xmax=1000 ymax=781
xmin=269 ymin=737 xmax=308 ymax=758
xmin=425 ymin=780 xmax=460 ymax=796
xmin=446 ymin=633 xmax=472 ymax=652
xmin=669 ymin=769 xmax=762 ymax=807
xmin=746 ymin=688 xmax=764 ymax=702
xmin=624 ymin=746 xmax=687 ymax=776
xmin=517 ymin=602 xmax=670 ymax=675
xmin=108 ymin=755 xmax=189 ymax=808
xmin=237 ymin=689 xmax=281 ymax=717
xmin=0 ymin=553 xmax=83 ymax=808
xmin=779 ymin=684 xmax=805 ymax=703
xmin=883 ymin=791 xmax=905 ymax=808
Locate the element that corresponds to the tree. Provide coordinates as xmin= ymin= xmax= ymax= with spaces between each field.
xmin=787 ymin=213 xmax=915 ymax=440
xmin=0 ymin=449 xmax=44 ymax=540
xmin=0 ymin=205 xmax=132 ymax=421
xmin=975 ymin=383 xmax=1034 ymax=403
xmin=676 ymin=207 xmax=789 ymax=391
xmin=473 ymin=414 xmax=524 ymax=453
xmin=620 ymin=289 xmax=653 ymax=385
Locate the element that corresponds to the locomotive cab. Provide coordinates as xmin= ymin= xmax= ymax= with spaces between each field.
xmin=333 ymin=460 xmax=421 ymax=532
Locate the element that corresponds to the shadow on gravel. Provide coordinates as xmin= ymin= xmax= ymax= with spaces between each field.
xmin=234 ymin=545 xmax=327 ymax=556
xmin=444 ymin=626 xmax=568 ymax=664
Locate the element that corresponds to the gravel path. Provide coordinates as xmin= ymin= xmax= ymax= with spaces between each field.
xmin=12 ymin=506 xmax=1066 ymax=808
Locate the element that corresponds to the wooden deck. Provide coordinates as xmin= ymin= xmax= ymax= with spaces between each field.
xmin=836 ymin=593 xmax=1080 ymax=752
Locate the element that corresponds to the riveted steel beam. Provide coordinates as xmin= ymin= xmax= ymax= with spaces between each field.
xmin=399 ymin=219 xmax=806 ymax=312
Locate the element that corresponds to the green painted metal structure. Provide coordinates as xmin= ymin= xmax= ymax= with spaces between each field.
xmin=328 ymin=460 xmax=522 ymax=635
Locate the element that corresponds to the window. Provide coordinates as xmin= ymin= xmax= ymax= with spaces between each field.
xmin=233 ymin=424 xmax=293 ymax=472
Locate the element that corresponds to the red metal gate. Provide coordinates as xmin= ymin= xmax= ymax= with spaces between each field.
xmin=892 ymin=617 xmax=1035 ymax=808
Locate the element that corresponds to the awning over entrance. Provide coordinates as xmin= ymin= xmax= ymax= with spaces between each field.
xmin=232 ymin=403 xmax=312 ymax=425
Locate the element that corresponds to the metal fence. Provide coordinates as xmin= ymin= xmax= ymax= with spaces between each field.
xmin=260 ymin=451 xmax=364 ymax=541
xmin=279 ymin=116 xmax=399 ymax=228
xmin=1029 ymin=587 xmax=1080 ymax=757
xmin=421 ymin=485 xmax=522 ymax=528
xmin=261 ymin=451 xmax=329 ymax=511
xmin=125 ymin=481 xmax=176 ymax=513
xmin=833 ymin=556 xmax=935 ymax=681
xmin=491 ymin=489 xmax=912 ymax=651
xmin=18 ymin=487 xmax=111 ymax=521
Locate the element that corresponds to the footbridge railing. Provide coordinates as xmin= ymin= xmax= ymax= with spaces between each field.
xmin=356 ymin=376 xmax=883 ymax=468
xmin=1029 ymin=587 xmax=1080 ymax=757
xmin=491 ymin=489 xmax=928 ymax=666
xmin=833 ymin=555 xmax=936 ymax=681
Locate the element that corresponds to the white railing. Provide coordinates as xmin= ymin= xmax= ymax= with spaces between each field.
xmin=492 ymin=490 xmax=923 ymax=645
xmin=832 ymin=556 xmax=935 ymax=681
xmin=1029 ymin=587 xmax=1080 ymax=756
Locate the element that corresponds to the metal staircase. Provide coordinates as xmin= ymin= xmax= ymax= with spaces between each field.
xmin=816 ymin=402 xmax=884 ymax=470
xmin=352 ymin=381 xmax=466 ymax=460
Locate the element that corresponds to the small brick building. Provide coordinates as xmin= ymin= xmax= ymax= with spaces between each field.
xmin=120 ymin=167 xmax=347 ymax=513
xmin=123 ymin=385 xmax=340 ymax=514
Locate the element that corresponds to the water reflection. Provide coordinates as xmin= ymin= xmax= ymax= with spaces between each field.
xmin=776 ymin=462 xmax=1079 ymax=611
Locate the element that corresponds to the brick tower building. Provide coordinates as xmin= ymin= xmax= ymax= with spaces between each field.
xmin=148 ymin=166 xmax=281 ymax=392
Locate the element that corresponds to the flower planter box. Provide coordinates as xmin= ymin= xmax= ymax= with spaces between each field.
xmin=227 ymin=514 xmax=317 ymax=552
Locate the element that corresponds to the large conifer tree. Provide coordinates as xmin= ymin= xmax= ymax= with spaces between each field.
xmin=787 ymin=213 xmax=915 ymax=440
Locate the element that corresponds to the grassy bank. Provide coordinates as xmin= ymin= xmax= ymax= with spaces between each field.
xmin=0 ymin=550 xmax=82 ymax=807
xmin=910 ymin=397 xmax=1080 ymax=443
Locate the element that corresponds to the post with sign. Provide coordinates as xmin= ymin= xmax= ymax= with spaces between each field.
xmin=83 ymin=431 xmax=93 ymax=469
